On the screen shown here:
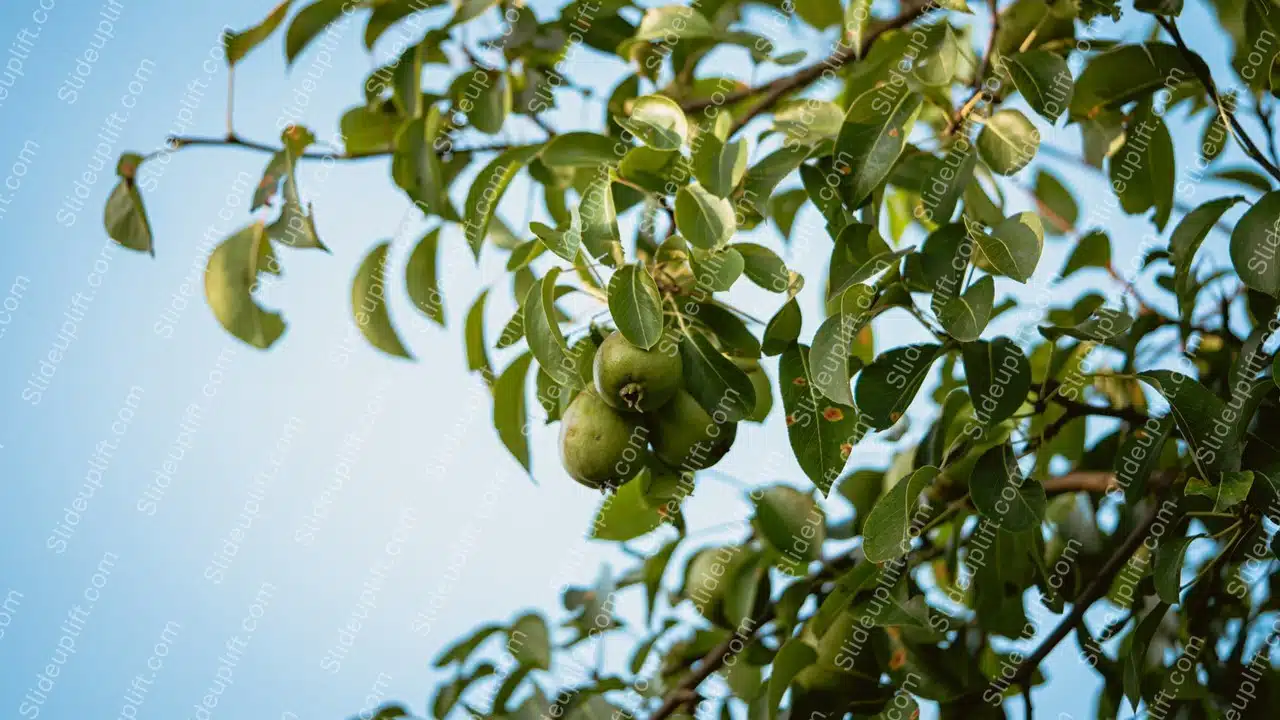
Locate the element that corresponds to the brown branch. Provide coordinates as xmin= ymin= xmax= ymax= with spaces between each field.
xmin=1157 ymin=16 xmax=1280 ymax=184
xmin=147 ymin=134 xmax=515 ymax=163
xmin=1043 ymin=471 xmax=1118 ymax=495
xmin=1009 ymin=496 xmax=1166 ymax=690
xmin=948 ymin=0 xmax=1002 ymax=133
xmin=678 ymin=1 xmax=935 ymax=125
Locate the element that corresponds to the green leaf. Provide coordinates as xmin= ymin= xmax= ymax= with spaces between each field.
xmin=623 ymin=5 xmax=715 ymax=49
xmin=457 ymin=70 xmax=510 ymax=135
xmin=1114 ymin=414 xmax=1174 ymax=504
xmin=224 ymin=1 xmax=293 ymax=66
xmin=530 ymin=214 xmax=581 ymax=263
xmin=206 ymin=223 xmax=285 ymax=349
xmin=1135 ymin=0 xmax=1183 ymax=16
xmin=762 ymin=298 xmax=803 ymax=356
xmin=770 ymin=188 xmax=807 ymax=241
xmin=938 ymin=275 xmax=995 ymax=342
xmin=619 ymin=95 xmax=688 ymax=151
xmin=680 ymin=330 xmax=756 ymax=422
xmin=509 ymin=613 xmax=552 ymax=670
xmin=962 ymin=337 xmax=1031 ymax=427
xmin=525 ymin=268 xmax=582 ymax=390
xmin=450 ymin=0 xmax=500 ymax=26
xmin=1034 ymin=170 xmax=1078 ymax=234
xmin=755 ymin=485 xmax=825 ymax=562
xmin=340 ymin=104 xmax=403 ymax=156
xmin=693 ymin=134 xmax=748 ymax=198
xmin=1153 ymin=535 xmax=1199 ymax=604
xmin=774 ymin=101 xmax=843 ymax=144
xmin=266 ymin=147 xmax=328 ymax=250
xmin=1109 ymin=103 xmax=1176 ymax=230
xmin=579 ymin=171 xmax=622 ymax=264
xmin=1200 ymin=110 xmax=1229 ymax=164
xmin=1230 ymin=190 xmax=1280 ymax=296
xmin=351 ymin=242 xmax=412 ymax=359
xmin=794 ymin=0 xmax=842 ymax=29
xmin=779 ymin=344 xmax=863 ymax=494
xmin=1007 ymin=50 xmax=1074 ymax=124
xmin=964 ymin=213 xmax=1044 ymax=283
xmin=104 ymin=178 xmax=153 ymax=255
xmin=1124 ymin=602 xmax=1170 ymax=710
xmin=592 ymin=471 xmax=666 ymax=541
xmin=691 ymin=246 xmax=745 ymax=291
xmin=1070 ymin=43 xmax=1198 ymax=120
xmin=862 ymin=466 xmax=939 ymax=562
xmin=392 ymin=108 xmax=454 ymax=220
xmin=464 ymin=145 xmax=542 ymax=258
xmin=1173 ymin=196 xmax=1242 ymax=315
xmin=735 ymin=243 xmax=790 ymax=292
xmin=809 ymin=300 xmax=875 ymax=407
xmin=836 ymin=88 xmax=923 ymax=210
xmin=393 ymin=42 xmax=423 ymax=118
xmin=365 ymin=0 xmax=442 ymax=48
xmin=767 ymin=640 xmax=818 ymax=720
xmin=1139 ymin=370 xmax=1243 ymax=477
xmin=494 ymin=353 xmax=533 ymax=472
xmin=643 ymin=540 xmax=678 ymax=623
xmin=676 ymin=183 xmax=736 ymax=249
xmin=540 ymin=132 xmax=622 ymax=167
xmin=976 ymin=109 xmax=1039 ymax=175
xmin=1185 ymin=471 xmax=1254 ymax=512
xmin=855 ymin=344 xmax=942 ymax=429
xmin=608 ymin=264 xmax=664 ymax=350
xmin=1061 ymin=230 xmax=1111 ymax=278
xmin=914 ymin=24 xmax=961 ymax=87
xmin=918 ymin=141 xmax=976 ymax=225
xmin=286 ymin=0 xmax=349 ymax=64
xmin=969 ymin=443 xmax=1046 ymax=533
xmin=406 ymin=228 xmax=445 ymax=326
xmin=465 ymin=289 xmax=491 ymax=380
xmin=432 ymin=624 xmax=503 ymax=667
xmin=738 ymin=145 xmax=810 ymax=217
xmin=1039 ymin=306 xmax=1133 ymax=342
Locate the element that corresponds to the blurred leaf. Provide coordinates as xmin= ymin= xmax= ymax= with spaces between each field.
xmin=494 ymin=352 xmax=533 ymax=472
xmin=406 ymin=227 xmax=445 ymax=326
xmin=206 ymin=223 xmax=285 ymax=349
xmin=224 ymin=1 xmax=293 ymax=66
xmin=352 ymin=242 xmax=410 ymax=358
xmin=1230 ymin=190 xmax=1280 ymax=296
xmin=1070 ymin=43 xmax=1197 ymax=119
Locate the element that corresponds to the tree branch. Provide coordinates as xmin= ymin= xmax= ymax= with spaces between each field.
xmin=947 ymin=0 xmax=1002 ymax=133
xmin=1157 ymin=16 xmax=1280 ymax=184
xmin=679 ymin=1 xmax=934 ymax=126
xmin=147 ymin=134 xmax=516 ymax=163
xmin=1009 ymin=497 xmax=1166 ymax=690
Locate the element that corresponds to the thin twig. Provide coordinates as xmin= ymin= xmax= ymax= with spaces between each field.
xmin=1009 ymin=498 xmax=1166 ymax=690
xmin=147 ymin=134 xmax=515 ymax=163
xmin=1158 ymin=16 xmax=1280 ymax=183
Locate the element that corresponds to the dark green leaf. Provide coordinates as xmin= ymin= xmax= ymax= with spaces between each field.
xmin=767 ymin=640 xmax=818 ymax=720
xmin=464 ymin=145 xmax=542 ymax=258
xmin=286 ymin=0 xmax=349 ymax=64
xmin=1230 ymin=190 xmax=1280 ymax=296
xmin=1153 ymin=535 xmax=1199 ymax=604
xmin=465 ymin=289 xmax=491 ymax=379
xmin=976 ymin=109 xmax=1039 ymax=175
xmin=836 ymin=88 xmax=923 ymax=209
xmin=964 ymin=213 xmax=1044 ymax=283
xmin=680 ymin=330 xmax=756 ymax=422
xmin=938 ymin=275 xmax=995 ymax=342
xmin=855 ymin=344 xmax=942 ymax=429
xmin=608 ymin=264 xmax=664 ymax=350
xmin=1070 ymin=43 xmax=1198 ymax=120
xmin=779 ymin=344 xmax=863 ymax=494
xmin=1007 ymin=50 xmax=1074 ymax=123
xmin=1139 ymin=370 xmax=1243 ymax=476
xmin=104 ymin=179 xmax=153 ymax=255
xmin=969 ymin=443 xmax=1046 ymax=533
xmin=962 ymin=337 xmax=1031 ymax=427
xmin=863 ymin=466 xmax=939 ymax=562
xmin=525 ymin=268 xmax=583 ymax=390
xmin=494 ymin=353 xmax=534 ymax=472
xmin=406 ymin=228 xmax=445 ymax=326
xmin=762 ymin=298 xmax=802 ymax=356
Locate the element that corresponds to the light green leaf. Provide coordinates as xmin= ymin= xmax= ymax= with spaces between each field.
xmin=286 ymin=0 xmax=349 ymax=64
xmin=964 ymin=213 xmax=1044 ymax=283
xmin=465 ymin=289 xmax=491 ymax=380
xmin=691 ymin=246 xmax=745 ymax=291
xmin=1039 ymin=306 xmax=1133 ymax=342
xmin=608 ymin=264 xmax=664 ymax=350
xmin=340 ymin=104 xmax=403 ymax=156
xmin=365 ymin=0 xmax=444 ymax=49
xmin=104 ymin=178 xmax=153 ymax=255
xmin=977 ymin=109 xmax=1039 ymax=175
xmin=206 ymin=223 xmax=285 ymax=349
xmin=1185 ymin=471 xmax=1254 ymax=512
xmin=508 ymin=613 xmax=551 ymax=670
xmin=579 ymin=170 xmax=622 ymax=264
xmin=969 ymin=443 xmax=1046 ymax=533
xmin=392 ymin=107 xmax=454 ymax=220
xmin=530 ymin=212 xmax=581 ymax=263
xmin=768 ymin=639 xmax=818 ymax=720
xmin=863 ymin=466 xmax=939 ymax=562
xmin=676 ymin=183 xmax=736 ymax=248
xmin=524 ymin=268 xmax=583 ymax=390
xmin=779 ymin=344 xmax=863 ymax=494
xmin=224 ymin=1 xmax=293 ymax=66
xmin=1007 ymin=50 xmax=1074 ymax=123
xmin=855 ymin=344 xmax=942 ymax=429
xmin=939 ymin=275 xmax=995 ymax=342
xmin=1230 ymin=190 xmax=1280 ymax=296
xmin=450 ymin=0 xmax=499 ymax=26
xmin=592 ymin=470 xmax=666 ymax=542
xmin=393 ymin=42 xmax=422 ymax=118
xmin=762 ymin=298 xmax=802 ymax=356
xmin=267 ymin=146 xmax=328 ymax=250
xmin=540 ymin=132 xmax=622 ymax=167
xmin=464 ymin=145 xmax=542 ymax=258
xmin=620 ymin=95 xmax=688 ymax=151
xmin=351 ymin=242 xmax=411 ymax=359
xmin=755 ymin=485 xmax=825 ymax=562
xmin=693 ymin=134 xmax=748 ymax=198
xmin=735 ymin=243 xmax=790 ymax=292
xmin=406 ymin=228 xmax=445 ymax=326
xmin=494 ymin=353 xmax=533 ymax=472
xmin=809 ymin=303 xmax=874 ymax=407
xmin=623 ymin=5 xmax=715 ymax=50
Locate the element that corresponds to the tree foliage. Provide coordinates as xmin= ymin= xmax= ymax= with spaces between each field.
xmin=102 ymin=0 xmax=1280 ymax=717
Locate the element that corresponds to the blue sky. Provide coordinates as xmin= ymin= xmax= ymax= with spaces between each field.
xmin=0 ymin=1 xmax=1263 ymax=719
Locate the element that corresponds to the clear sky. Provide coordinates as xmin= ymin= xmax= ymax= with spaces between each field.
xmin=0 ymin=1 xmax=1257 ymax=719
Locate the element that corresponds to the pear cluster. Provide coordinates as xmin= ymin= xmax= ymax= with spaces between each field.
xmin=559 ymin=331 xmax=739 ymax=489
